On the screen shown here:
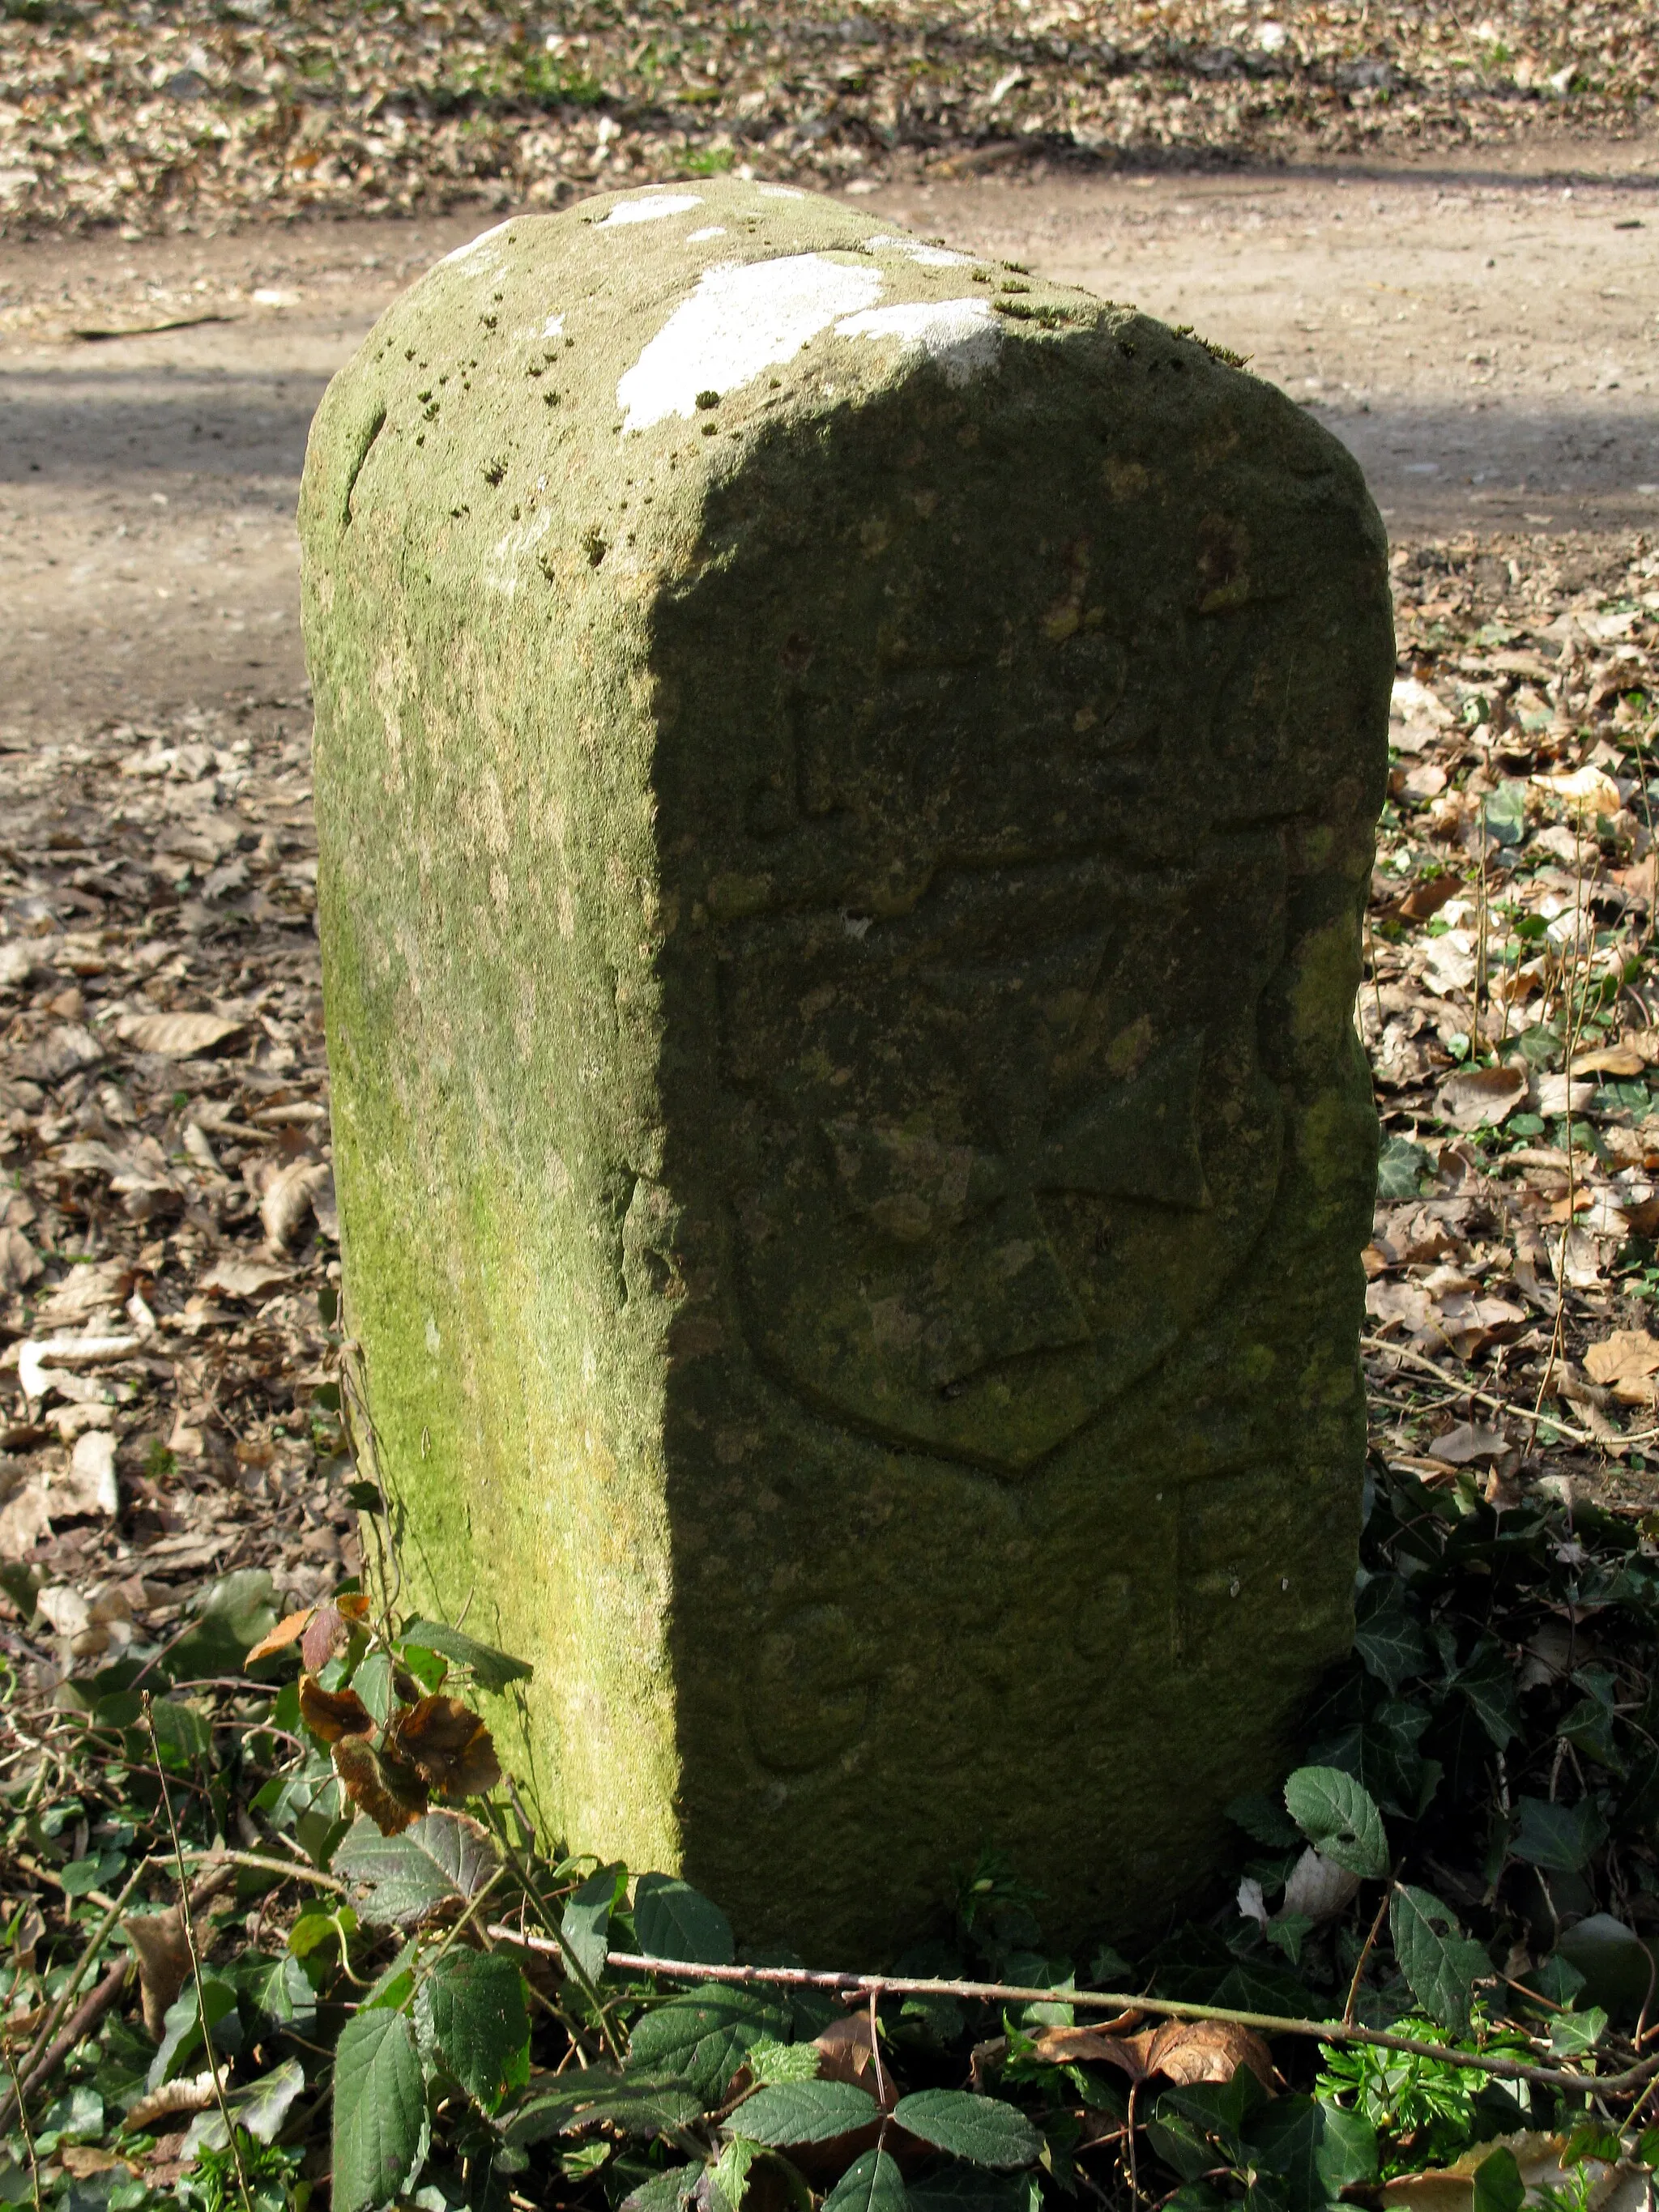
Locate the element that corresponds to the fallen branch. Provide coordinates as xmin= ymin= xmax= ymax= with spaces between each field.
xmin=485 ymin=1933 xmax=1659 ymax=2097
xmin=0 ymin=1956 xmax=131 ymax=2137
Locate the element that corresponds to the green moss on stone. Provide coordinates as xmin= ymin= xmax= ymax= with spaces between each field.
xmin=301 ymin=178 xmax=1392 ymax=1958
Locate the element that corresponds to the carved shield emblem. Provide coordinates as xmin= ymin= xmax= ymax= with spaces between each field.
xmin=721 ymin=846 xmax=1286 ymax=1472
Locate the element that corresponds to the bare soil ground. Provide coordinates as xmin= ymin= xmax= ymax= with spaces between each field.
xmin=3 ymin=144 xmax=1655 ymax=734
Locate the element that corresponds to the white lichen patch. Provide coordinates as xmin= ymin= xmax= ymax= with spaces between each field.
xmin=596 ymin=192 xmax=703 ymax=227
xmin=834 ymin=297 xmax=1001 ymax=384
xmin=438 ymin=218 xmax=514 ymax=266
xmin=540 ymin=313 xmax=566 ymax=339
xmin=686 ymin=226 xmax=727 ymax=242
xmin=864 ymin=234 xmax=971 ymax=267
xmin=757 ymin=184 xmax=805 ymax=198
xmin=617 ymin=254 xmax=883 ymax=431
xmin=485 ymin=509 xmax=553 ymax=596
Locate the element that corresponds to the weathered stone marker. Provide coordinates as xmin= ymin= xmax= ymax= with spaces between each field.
xmin=301 ymin=178 xmax=1391 ymax=1958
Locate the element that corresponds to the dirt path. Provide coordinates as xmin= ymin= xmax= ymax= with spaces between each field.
xmin=2 ymin=138 xmax=1655 ymax=739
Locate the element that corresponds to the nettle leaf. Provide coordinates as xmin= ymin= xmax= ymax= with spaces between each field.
xmin=332 ymin=2008 xmax=429 ymax=2212
xmin=1511 ymin=1796 xmax=1609 ymax=1873
xmin=416 ymin=1948 xmax=531 ymax=2114
xmin=710 ymin=2134 xmax=763 ymax=2212
xmin=1389 ymin=1884 xmax=1492 ymax=2032
xmin=626 ymin=1984 xmax=790 ymax=2101
xmin=505 ymin=2068 xmax=703 ymax=2146
xmin=823 ymin=2146 xmax=910 ymax=2212
xmin=633 ymin=1871 xmax=735 ymax=1966
xmin=399 ymin=1617 xmax=532 ymax=1691
xmin=621 ymin=2167 xmax=699 ymax=2212
xmin=1282 ymin=1767 xmax=1388 ymax=1878
xmin=562 ymin=1862 xmax=624 ymax=1985
xmin=734 ymin=2079 xmax=876 ymax=2146
xmin=333 ymin=1810 xmax=500 ymax=1926
xmin=892 ymin=2092 xmax=1043 ymax=2171
xmin=746 ymin=2037 xmax=821 ymax=2086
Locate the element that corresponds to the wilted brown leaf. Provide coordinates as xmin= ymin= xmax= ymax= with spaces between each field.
xmin=386 ymin=1694 xmax=501 ymax=1799
xmin=297 ymin=1674 xmax=374 ymax=1744
xmin=245 ymin=1605 xmax=316 ymax=1668
xmin=123 ymin=1908 xmax=193 ymax=2040
xmin=333 ymin=1733 xmax=429 ymax=1836
xmin=1031 ymin=2014 xmax=1272 ymax=2090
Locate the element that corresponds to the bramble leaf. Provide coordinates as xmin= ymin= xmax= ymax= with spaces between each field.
xmin=892 ymin=2091 xmax=1043 ymax=2170
xmin=399 ymin=1617 xmax=532 ymax=1690
xmin=733 ymin=2079 xmax=876 ymax=2146
xmin=416 ymin=1948 xmax=531 ymax=2114
xmin=1389 ymin=1884 xmax=1492 ymax=2032
xmin=633 ymin=1871 xmax=735 ymax=1966
xmin=823 ymin=2147 xmax=910 ymax=2212
xmin=332 ymin=2009 xmax=429 ymax=2212
xmin=334 ymin=1810 xmax=500 ymax=1926
xmin=1283 ymin=1767 xmax=1388 ymax=1878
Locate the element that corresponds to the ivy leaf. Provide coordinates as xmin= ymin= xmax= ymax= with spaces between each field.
xmin=334 ymin=1809 xmax=501 ymax=1926
xmin=892 ymin=2092 xmax=1043 ymax=2170
xmin=1389 ymin=1884 xmax=1492 ymax=2032
xmin=398 ymin=1617 xmax=532 ymax=1691
xmin=1246 ymin=2095 xmax=1328 ymax=2212
xmin=734 ymin=2080 xmax=877 ymax=2146
xmin=1511 ymin=1797 xmax=1609 ymax=1873
xmin=332 ymin=2009 xmax=429 ymax=2212
xmin=625 ymin=1985 xmax=791 ymax=2102
xmin=1352 ymin=1579 xmax=1428 ymax=1691
xmin=416 ymin=1948 xmax=531 ymax=2114
xmin=633 ymin=1872 xmax=735 ymax=1966
xmin=1449 ymin=1639 xmax=1520 ymax=1750
xmin=562 ymin=1863 xmax=623 ymax=1985
xmin=1282 ymin=1767 xmax=1388 ymax=1878
xmin=823 ymin=2146 xmax=910 ymax=2212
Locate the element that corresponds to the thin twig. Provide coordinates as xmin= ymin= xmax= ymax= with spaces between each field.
xmin=143 ymin=1694 xmax=253 ymax=2212
xmin=178 ymin=1848 xmax=348 ymax=1894
xmin=1343 ymin=1887 xmax=1392 ymax=2027
xmin=486 ymin=1934 xmax=1659 ymax=2095
xmin=0 ymin=2039 xmax=42 ymax=2212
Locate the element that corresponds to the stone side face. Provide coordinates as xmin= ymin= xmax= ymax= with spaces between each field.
xmin=300 ymin=177 xmax=1392 ymax=1958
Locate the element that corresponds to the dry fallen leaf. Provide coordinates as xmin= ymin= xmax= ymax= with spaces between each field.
xmin=1584 ymin=1329 xmax=1659 ymax=1387
xmin=1031 ymin=2015 xmax=1273 ymax=2090
xmin=1435 ymin=1063 xmax=1528 ymax=1132
xmin=123 ymin=1908 xmax=194 ymax=2039
xmin=116 ymin=1010 xmax=247 ymax=1057
xmin=1530 ymin=764 xmax=1623 ymax=818
xmin=198 ymin=1255 xmax=292 ymax=1302
xmin=1427 ymin=1421 xmax=1512 ymax=1465
xmin=260 ymin=1157 xmax=332 ymax=1253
